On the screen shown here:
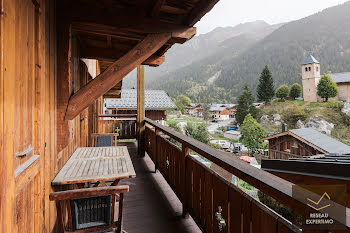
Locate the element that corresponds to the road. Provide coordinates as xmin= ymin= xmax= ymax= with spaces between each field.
xmin=207 ymin=119 xmax=232 ymax=132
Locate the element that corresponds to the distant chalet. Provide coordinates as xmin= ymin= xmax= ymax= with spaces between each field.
xmin=105 ymin=89 xmax=177 ymax=121
xmin=263 ymin=128 xmax=350 ymax=159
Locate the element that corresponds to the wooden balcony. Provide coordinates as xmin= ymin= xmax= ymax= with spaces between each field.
xmin=268 ymin=149 xmax=304 ymax=160
xmin=88 ymin=117 xmax=348 ymax=233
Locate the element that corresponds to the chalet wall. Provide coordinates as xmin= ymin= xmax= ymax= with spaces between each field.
xmin=0 ymin=1 xmax=93 ymax=232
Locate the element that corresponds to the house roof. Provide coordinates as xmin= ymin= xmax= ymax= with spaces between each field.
xmin=263 ymin=128 xmax=350 ymax=154
xmin=105 ymin=89 xmax=177 ymax=110
xmin=262 ymin=153 xmax=350 ymax=181
xmin=302 ymin=55 xmax=320 ymax=65
xmin=210 ymin=106 xmax=226 ymax=112
xmin=329 ymin=72 xmax=350 ymax=83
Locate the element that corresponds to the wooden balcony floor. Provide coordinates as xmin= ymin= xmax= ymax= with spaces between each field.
xmin=119 ymin=142 xmax=202 ymax=233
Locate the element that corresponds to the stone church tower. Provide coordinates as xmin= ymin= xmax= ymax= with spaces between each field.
xmin=302 ymin=55 xmax=321 ymax=102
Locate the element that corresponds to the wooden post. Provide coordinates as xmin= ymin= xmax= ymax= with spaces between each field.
xmin=182 ymin=144 xmax=190 ymax=218
xmin=155 ymin=128 xmax=161 ymax=172
xmin=137 ymin=65 xmax=145 ymax=157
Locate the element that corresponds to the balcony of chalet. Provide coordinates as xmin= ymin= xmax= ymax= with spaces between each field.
xmin=2 ymin=0 xmax=350 ymax=233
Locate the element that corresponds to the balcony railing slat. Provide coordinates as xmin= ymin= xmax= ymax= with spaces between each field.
xmin=144 ymin=118 xmax=349 ymax=232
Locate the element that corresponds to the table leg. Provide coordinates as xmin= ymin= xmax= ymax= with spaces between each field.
xmin=111 ymin=179 xmax=121 ymax=186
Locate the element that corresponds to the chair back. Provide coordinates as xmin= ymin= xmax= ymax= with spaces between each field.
xmin=50 ymin=186 xmax=129 ymax=233
xmin=96 ymin=135 xmax=113 ymax=147
xmin=71 ymin=195 xmax=112 ymax=230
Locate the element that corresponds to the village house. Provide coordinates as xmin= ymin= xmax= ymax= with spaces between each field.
xmin=262 ymin=128 xmax=350 ymax=159
xmin=184 ymin=103 xmax=203 ymax=117
xmin=105 ymin=89 xmax=176 ymax=123
xmin=220 ymin=104 xmax=237 ymax=118
xmin=210 ymin=104 xmax=230 ymax=121
xmin=302 ymin=55 xmax=350 ymax=102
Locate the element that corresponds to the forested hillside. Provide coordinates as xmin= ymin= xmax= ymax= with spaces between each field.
xmin=148 ymin=1 xmax=350 ymax=102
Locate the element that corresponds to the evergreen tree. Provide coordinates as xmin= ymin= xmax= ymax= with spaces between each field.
xmin=289 ymin=83 xmax=302 ymax=100
xmin=202 ymin=99 xmax=211 ymax=122
xmin=317 ymin=74 xmax=338 ymax=102
xmin=236 ymin=84 xmax=257 ymax=125
xmin=276 ymin=84 xmax=289 ymax=101
xmin=257 ymin=66 xmax=275 ymax=103
xmin=240 ymin=114 xmax=266 ymax=155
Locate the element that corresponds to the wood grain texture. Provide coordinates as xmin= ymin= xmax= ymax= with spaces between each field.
xmin=65 ymin=33 xmax=171 ymax=120
xmin=137 ymin=65 xmax=145 ymax=156
xmin=52 ymin=146 xmax=136 ymax=185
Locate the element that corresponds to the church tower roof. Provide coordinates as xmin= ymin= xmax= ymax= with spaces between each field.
xmin=302 ymin=55 xmax=320 ymax=65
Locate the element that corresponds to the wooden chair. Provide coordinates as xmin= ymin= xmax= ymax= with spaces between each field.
xmin=49 ymin=186 xmax=129 ymax=233
xmin=91 ymin=133 xmax=119 ymax=147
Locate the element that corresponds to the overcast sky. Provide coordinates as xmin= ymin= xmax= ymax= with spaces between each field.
xmin=195 ymin=0 xmax=348 ymax=35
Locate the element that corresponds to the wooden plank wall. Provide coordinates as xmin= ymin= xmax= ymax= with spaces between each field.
xmin=0 ymin=0 xmax=93 ymax=232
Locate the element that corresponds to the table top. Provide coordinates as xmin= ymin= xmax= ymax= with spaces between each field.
xmin=52 ymin=146 xmax=136 ymax=185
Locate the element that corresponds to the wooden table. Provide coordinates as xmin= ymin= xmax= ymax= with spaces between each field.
xmin=52 ymin=146 xmax=136 ymax=188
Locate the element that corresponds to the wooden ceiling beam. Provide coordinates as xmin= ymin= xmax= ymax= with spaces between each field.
xmin=185 ymin=0 xmax=220 ymax=26
xmin=80 ymin=47 xmax=165 ymax=66
xmin=150 ymin=0 xmax=166 ymax=17
xmin=65 ymin=33 xmax=171 ymax=120
xmin=64 ymin=4 xmax=196 ymax=43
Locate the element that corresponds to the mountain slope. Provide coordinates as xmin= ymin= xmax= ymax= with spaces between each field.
xmin=149 ymin=1 xmax=350 ymax=102
xmin=122 ymin=20 xmax=281 ymax=90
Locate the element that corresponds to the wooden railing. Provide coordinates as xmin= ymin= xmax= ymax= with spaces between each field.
xmin=269 ymin=149 xmax=304 ymax=160
xmin=144 ymin=118 xmax=349 ymax=233
xmin=97 ymin=114 xmax=136 ymax=139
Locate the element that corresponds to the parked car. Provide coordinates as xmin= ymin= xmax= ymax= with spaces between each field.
xmin=210 ymin=140 xmax=230 ymax=149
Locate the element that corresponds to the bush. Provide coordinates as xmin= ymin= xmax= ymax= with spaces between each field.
xmin=168 ymin=121 xmax=182 ymax=133
xmin=258 ymin=191 xmax=295 ymax=223
xmin=289 ymin=83 xmax=302 ymax=99
xmin=276 ymin=85 xmax=289 ymax=101
xmin=282 ymin=105 xmax=307 ymax=127
xmin=185 ymin=122 xmax=210 ymax=144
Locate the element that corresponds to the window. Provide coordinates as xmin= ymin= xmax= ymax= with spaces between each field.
xmin=308 ymin=67 xmax=311 ymax=71
xmin=316 ymin=66 xmax=319 ymax=72
xmin=305 ymin=67 xmax=308 ymax=72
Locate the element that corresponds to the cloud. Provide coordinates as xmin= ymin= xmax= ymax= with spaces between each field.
xmin=195 ymin=0 xmax=348 ymax=34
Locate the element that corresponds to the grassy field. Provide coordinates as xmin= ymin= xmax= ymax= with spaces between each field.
xmin=259 ymin=100 xmax=350 ymax=145
xmin=167 ymin=114 xmax=207 ymax=125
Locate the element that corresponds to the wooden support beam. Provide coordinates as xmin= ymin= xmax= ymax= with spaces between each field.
xmin=64 ymin=4 xmax=196 ymax=43
xmin=185 ymin=0 xmax=220 ymax=26
xmin=150 ymin=0 xmax=166 ymax=17
xmin=56 ymin=20 xmax=72 ymax=151
xmin=137 ymin=65 xmax=146 ymax=157
xmin=65 ymin=33 xmax=171 ymax=120
xmin=80 ymin=47 xmax=165 ymax=66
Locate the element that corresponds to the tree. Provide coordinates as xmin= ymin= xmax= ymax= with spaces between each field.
xmin=236 ymin=85 xmax=257 ymax=125
xmin=168 ymin=121 xmax=182 ymax=133
xmin=276 ymin=84 xmax=289 ymax=101
xmin=175 ymin=95 xmax=191 ymax=113
xmin=257 ymin=65 xmax=275 ymax=103
xmin=185 ymin=123 xmax=210 ymax=144
xmin=317 ymin=74 xmax=338 ymax=102
xmin=289 ymin=83 xmax=302 ymax=100
xmin=201 ymin=98 xmax=211 ymax=121
xmin=240 ymin=114 xmax=266 ymax=155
